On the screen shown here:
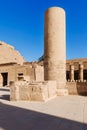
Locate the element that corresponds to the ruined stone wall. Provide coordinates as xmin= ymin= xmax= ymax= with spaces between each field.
xmin=67 ymin=81 xmax=87 ymax=95
xmin=10 ymin=81 xmax=57 ymax=101
xmin=0 ymin=65 xmax=16 ymax=86
xmin=35 ymin=66 xmax=44 ymax=81
xmin=66 ymin=58 xmax=87 ymax=70
xmin=0 ymin=63 xmax=35 ymax=86
xmin=12 ymin=65 xmax=36 ymax=82
xmin=0 ymin=41 xmax=25 ymax=65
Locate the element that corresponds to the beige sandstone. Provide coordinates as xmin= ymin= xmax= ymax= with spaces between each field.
xmin=2 ymin=7 xmax=87 ymax=101
xmin=0 ymin=41 xmax=25 ymax=65
xmin=44 ymin=7 xmax=68 ymax=96
xmin=10 ymin=81 xmax=57 ymax=101
xmin=79 ymin=64 xmax=83 ymax=82
xmin=70 ymin=65 xmax=74 ymax=81
xmin=44 ymin=7 xmax=66 ymax=88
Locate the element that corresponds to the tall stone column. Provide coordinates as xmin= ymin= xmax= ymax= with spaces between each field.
xmin=70 ymin=65 xmax=74 ymax=81
xmin=79 ymin=64 xmax=83 ymax=82
xmin=0 ymin=73 xmax=3 ymax=86
xmin=44 ymin=7 xmax=68 ymax=95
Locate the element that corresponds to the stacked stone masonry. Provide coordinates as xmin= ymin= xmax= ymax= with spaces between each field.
xmin=10 ymin=81 xmax=57 ymax=101
xmin=67 ymin=81 xmax=87 ymax=95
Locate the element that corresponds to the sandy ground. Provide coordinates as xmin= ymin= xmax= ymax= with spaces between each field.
xmin=0 ymin=87 xmax=87 ymax=130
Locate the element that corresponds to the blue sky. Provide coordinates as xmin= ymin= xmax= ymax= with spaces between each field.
xmin=0 ymin=0 xmax=87 ymax=61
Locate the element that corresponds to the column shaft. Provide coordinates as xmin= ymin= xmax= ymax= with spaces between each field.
xmin=79 ymin=64 xmax=83 ymax=82
xmin=70 ymin=65 xmax=74 ymax=81
xmin=44 ymin=7 xmax=66 ymax=89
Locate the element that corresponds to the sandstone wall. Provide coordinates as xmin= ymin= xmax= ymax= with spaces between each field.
xmin=0 ymin=65 xmax=16 ymax=86
xmin=66 ymin=58 xmax=87 ymax=70
xmin=0 ymin=64 xmax=35 ymax=86
xmin=0 ymin=41 xmax=25 ymax=65
xmin=35 ymin=66 xmax=44 ymax=81
xmin=67 ymin=82 xmax=87 ymax=95
xmin=10 ymin=81 xmax=57 ymax=101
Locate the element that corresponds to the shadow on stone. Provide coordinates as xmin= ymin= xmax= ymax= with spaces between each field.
xmin=0 ymin=94 xmax=10 ymax=100
xmin=80 ymin=92 xmax=87 ymax=96
xmin=0 ymin=102 xmax=87 ymax=130
xmin=0 ymin=88 xmax=10 ymax=92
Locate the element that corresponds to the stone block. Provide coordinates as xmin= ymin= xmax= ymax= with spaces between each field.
xmin=10 ymin=80 xmax=57 ymax=101
xmin=10 ymin=81 xmax=20 ymax=101
xmin=57 ymin=89 xmax=68 ymax=96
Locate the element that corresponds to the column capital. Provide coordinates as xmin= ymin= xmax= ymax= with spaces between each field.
xmin=79 ymin=64 xmax=83 ymax=69
xmin=70 ymin=65 xmax=74 ymax=70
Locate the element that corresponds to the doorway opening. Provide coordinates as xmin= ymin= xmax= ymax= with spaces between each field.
xmin=1 ymin=73 xmax=8 ymax=86
xmin=83 ymin=69 xmax=87 ymax=80
xmin=66 ymin=71 xmax=70 ymax=80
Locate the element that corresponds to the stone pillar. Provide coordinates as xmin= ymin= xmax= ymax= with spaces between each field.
xmin=0 ymin=73 xmax=3 ymax=87
xmin=70 ymin=65 xmax=74 ymax=81
xmin=44 ymin=7 xmax=68 ymax=95
xmin=79 ymin=64 xmax=83 ymax=82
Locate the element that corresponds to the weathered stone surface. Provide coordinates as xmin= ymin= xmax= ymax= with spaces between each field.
xmin=57 ymin=89 xmax=68 ymax=96
xmin=79 ymin=64 xmax=83 ymax=82
xmin=10 ymin=81 xmax=20 ymax=101
xmin=34 ymin=66 xmax=44 ymax=81
xmin=10 ymin=81 xmax=57 ymax=101
xmin=70 ymin=65 xmax=74 ymax=81
xmin=44 ymin=7 xmax=66 ymax=90
xmin=0 ymin=41 xmax=25 ymax=65
xmin=67 ymin=82 xmax=87 ymax=95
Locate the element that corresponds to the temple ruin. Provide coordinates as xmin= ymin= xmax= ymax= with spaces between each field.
xmin=0 ymin=7 xmax=87 ymax=101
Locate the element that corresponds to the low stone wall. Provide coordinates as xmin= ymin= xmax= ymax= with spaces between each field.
xmin=67 ymin=82 xmax=87 ymax=95
xmin=35 ymin=66 xmax=44 ymax=81
xmin=10 ymin=81 xmax=57 ymax=101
